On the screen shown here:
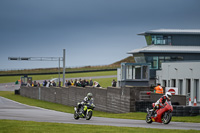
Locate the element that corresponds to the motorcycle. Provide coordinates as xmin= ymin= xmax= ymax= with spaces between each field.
xmin=74 ymin=101 xmax=95 ymax=120
xmin=146 ymin=100 xmax=173 ymax=124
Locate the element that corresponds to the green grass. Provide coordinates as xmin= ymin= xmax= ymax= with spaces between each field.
xmin=1 ymin=91 xmax=200 ymax=123
xmin=0 ymin=71 xmax=117 ymax=84
xmin=2 ymin=119 xmax=199 ymax=133
xmin=0 ymin=65 xmax=119 ymax=75
xmin=93 ymin=77 xmax=117 ymax=88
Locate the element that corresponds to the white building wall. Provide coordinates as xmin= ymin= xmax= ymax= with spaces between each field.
xmin=156 ymin=61 xmax=200 ymax=103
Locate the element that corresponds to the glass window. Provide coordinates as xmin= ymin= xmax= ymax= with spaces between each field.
xmin=145 ymin=56 xmax=158 ymax=69
xmin=142 ymin=66 xmax=148 ymax=79
xmin=165 ymin=56 xmax=171 ymax=60
xmin=135 ymin=66 xmax=141 ymax=79
xmin=152 ymin=57 xmax=158 ymax=69
xmin=151 ymin=35 xmax=171 ymax=45
xmin=162 ymin=80 xmax=167 ymax=87
xmin=171 ymin=79 xmax=176 ymax=87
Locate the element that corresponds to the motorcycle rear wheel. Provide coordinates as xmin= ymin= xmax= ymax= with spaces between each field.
xmin=145 ymin=114 xmax=152 ymax=124
xmin=74 ymin=111 xmax=79 ymax=120
xmin=162 ymin=113 xmax=172 ymax=124
xmin=86 ymin=111 xmax=92 ymax=120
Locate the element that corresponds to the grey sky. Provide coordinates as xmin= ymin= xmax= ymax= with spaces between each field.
xmin=0 ymin=0 xmax=200 ymax=70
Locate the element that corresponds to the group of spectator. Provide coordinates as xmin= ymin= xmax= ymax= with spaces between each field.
xmin=43 ymin=80 xmax=57 ymax=87
xmin=65 ymin=78 xmax=101 ymax=88
xmin=27 ymin=78 xmax=117 ymax=88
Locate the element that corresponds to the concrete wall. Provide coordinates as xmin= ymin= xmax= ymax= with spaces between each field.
xmin=20 ymin=86 xmax=143 ymax=113
xmin=19 ymin=86 xmax=185 ymax=113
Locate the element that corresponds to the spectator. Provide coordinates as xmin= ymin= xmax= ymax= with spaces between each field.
xmin=59 ymin=81 xmax=61 ymax=87
xmin=67 ymin=80 xmax=72 ymax=86
xmin=71 ymin=79 xmax=74 ymax=86
xmin=65 ymin=80 xmax=68 ymax=87
xmin=33 ymin=81 xmax=37 ymax=87
xmin=85 ymin=80 xmax=89 ymax=86
xmin=89 ymin=78 xmax=93 ymax=86
xmin=83 ymin=79 xmax=89 ymax=86
xmin=43 ymin=80 xmax=47 ymax=86
xmin=52 ymin=81 xmax=56 ymax=86
xmin=27 ymin=82 xmax=31 ymax=87
xmin=94 ymin=81 xmax=101 ymax=87
xmin=76 ymin=81 xmax=82 ymax=87
xmin=74 ymin=79 xmax=78 ymax=86
xmin=112 ymin=79 xmax=117 ymax=87
xmin=37 ymin=82 xmax=40 ymax=87
xmin=46 ymin=80 xmax=51 ymax=87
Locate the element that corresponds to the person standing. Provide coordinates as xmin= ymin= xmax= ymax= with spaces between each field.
xmin=112 ymin=79 xmax=117 ymax=87
xmin=154 ymin=83 xmax=163 ymax=94
xmin=89 ymin=78 xmax=93 ymax=86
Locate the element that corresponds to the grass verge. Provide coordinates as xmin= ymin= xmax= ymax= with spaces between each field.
xmin=1 ymin=91 xmax=200 ymax=123
xmin=1 ymin=119 xmax=200 ymax=133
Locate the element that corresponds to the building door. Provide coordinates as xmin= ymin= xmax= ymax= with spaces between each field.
xmin=186 ymin=79 xmax=191 ymax=97
xmin=178 ymin=80 xmax=183 ymax=95
xmin=194 ymin=79 xmax=199 ymax=102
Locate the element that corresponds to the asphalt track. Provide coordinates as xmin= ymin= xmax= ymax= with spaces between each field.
xmin=0 ymin=97 xmax=200 ymax=131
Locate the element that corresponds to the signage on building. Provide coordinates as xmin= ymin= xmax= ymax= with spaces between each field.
xmin=165 ymin=87 xmax=178 ymax=95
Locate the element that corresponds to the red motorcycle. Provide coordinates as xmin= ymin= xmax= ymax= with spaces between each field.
xmin=146 ymin=100 xmax=173 ymax=124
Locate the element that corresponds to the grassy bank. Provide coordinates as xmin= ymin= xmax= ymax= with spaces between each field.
xmin=1 ymin=91 xmax=200 ymax=123
xmin=1 ymin=119 xmax=199 ymax=133
xmin=0 ymin=71 xmax=117 ymax=84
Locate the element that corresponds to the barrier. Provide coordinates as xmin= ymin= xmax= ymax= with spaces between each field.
xmin=189 ymin=98 xmax=192 ymax=106
xmin=194 ymin=97 xmax=197 ymax=106
xmin=19 ymin=86 xmax=187 ymax=113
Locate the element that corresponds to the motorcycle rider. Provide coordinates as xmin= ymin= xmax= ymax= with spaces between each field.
xmin=152 ymin=92 xmax=172 ymax=116
xmin=77 ymin=93 xmax=93 ymax=117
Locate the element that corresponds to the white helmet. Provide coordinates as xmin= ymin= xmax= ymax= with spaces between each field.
xmin=165 ymin=92 xmax=172 ymax=100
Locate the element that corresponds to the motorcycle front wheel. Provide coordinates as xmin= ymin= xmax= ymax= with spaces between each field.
xmin=145 ymin=114 xmax=152 ymax=124
xmin=86 ymin=111 xmax=92 ymax=120
xmin=162 ymin=113 xmax=172 ymax=124
xmin=74 ymin=111 xmax=79 ymax=120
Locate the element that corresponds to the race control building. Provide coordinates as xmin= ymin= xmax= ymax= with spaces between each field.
xmin=121 ymin=29 xmax=200 ymax=105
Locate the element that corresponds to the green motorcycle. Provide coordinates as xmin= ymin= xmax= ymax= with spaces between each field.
xmin=74 ymin=101 xmax=95 ymax=120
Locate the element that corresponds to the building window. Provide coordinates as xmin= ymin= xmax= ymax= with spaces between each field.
xmin=158 ymin=57 xmax=164 ymax=69
xmin=151 ymin=35 xmax=172 ymax=45
xmin=162 ymin=80 xmax=167 ymax=87
xmin=168 ymin=80 xmax=170 ymax=87
xmin=142 ymin=66 xmax=148 ymax=79
xmin=135 ymin=66 xmax=141 ymax=79
xmin=171 ymin=79 xmax=176 ymax=87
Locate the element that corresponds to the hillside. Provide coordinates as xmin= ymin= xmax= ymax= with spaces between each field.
xmin=0 ymin=56 xmax=135 ymax=75
xmin=110 ymin=56 xmax=135 ymax=66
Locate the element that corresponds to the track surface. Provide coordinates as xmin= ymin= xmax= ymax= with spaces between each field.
xmin=0 ymin=97 xmax=200 ymax=130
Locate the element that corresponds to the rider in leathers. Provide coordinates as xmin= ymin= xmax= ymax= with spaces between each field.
xmin=153 ymin=92 xmax=172 ymax=115
xmin=78 ymin=93 xmax=93 ymax=117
